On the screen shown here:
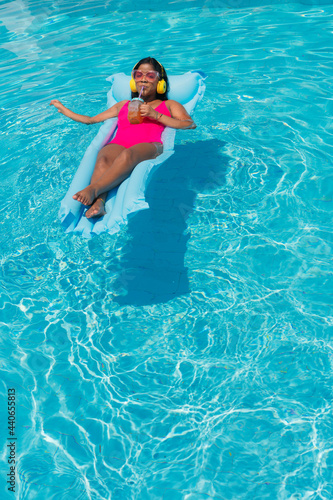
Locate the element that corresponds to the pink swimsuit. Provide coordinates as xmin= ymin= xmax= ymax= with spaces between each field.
xmin=109 ymin=101 xmax=171 ymax=149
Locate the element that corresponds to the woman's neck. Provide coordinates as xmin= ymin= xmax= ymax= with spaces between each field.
xmin=143 ymin=94 xmax=159 ymax=103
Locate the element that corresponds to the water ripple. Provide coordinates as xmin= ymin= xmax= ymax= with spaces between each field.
xmin=1 ymin=2 xmax=333 ymax=499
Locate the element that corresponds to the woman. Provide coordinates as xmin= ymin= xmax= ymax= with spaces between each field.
xmin=50 ymin=57 xmax=196 ymax=218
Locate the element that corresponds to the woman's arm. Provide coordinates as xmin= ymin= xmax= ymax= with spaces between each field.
xmin=49 ymin=99 xmax=127 ymax=125
xmin=140 ymin=100 xmax=196 ymax=130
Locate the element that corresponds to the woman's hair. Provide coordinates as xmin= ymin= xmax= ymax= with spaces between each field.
xmin=131 ymin=57 xmax=169 ymax=101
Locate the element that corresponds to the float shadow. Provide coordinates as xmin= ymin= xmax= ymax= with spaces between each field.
xmin=113 ymin=139 xmax=227 ymax=306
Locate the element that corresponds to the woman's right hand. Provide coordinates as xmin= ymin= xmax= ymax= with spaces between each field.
xmin=50 ymin=99 xmax=66 ymax=114
xmin=48 ymin=99 xmax=125 ymax=125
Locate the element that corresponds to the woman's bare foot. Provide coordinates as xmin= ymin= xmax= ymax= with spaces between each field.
xmin=73 ymin=185 xmax=97 ymax=205
xmin=85 ymin=198 xmax=106 ymax=219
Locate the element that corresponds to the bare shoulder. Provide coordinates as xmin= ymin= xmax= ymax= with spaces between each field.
xmin=115 ymin=99 xmax=129 ymax=109
xmin=165 ymin=99 xmax=184 ymax=109
xmin=165 ymin=99 xmax=191 ymax=119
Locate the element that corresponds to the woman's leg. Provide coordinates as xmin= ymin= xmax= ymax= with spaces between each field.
xmin=73 ymin=142 xmax=163 ymax=207
xmin=84 ymin=143 xmax=125 ymax=218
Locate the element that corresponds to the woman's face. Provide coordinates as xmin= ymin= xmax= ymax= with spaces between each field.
xmin=134 ymin=63 xmax=160 ymax=97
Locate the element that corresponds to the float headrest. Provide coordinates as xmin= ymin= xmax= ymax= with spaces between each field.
xmin=106 ymin=70 xmax=207 ymax=114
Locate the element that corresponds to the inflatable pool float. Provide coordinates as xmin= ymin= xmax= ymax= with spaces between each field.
xmin=58 ymin=70 xmax=207 ymax=238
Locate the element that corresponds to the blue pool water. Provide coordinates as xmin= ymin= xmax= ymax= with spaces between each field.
xmin=1 ymin=1 xmax=333 ymax=498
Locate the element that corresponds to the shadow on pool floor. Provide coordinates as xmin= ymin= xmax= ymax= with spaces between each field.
xmin=113 ymin=139 xmax=228 ymax=306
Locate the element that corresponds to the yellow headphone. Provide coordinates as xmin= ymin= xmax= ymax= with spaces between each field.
xmin=129 ymin=59 xmax=167 ymax=95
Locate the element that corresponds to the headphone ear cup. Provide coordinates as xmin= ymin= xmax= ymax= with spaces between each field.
xmin=129 ymin=78 xmax=137 ymax=92
xmin=156 ymin=79 xmax=166 ymax=94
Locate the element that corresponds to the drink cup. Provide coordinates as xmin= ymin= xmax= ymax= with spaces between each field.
xmin=128 ymin=98 xmax=144 ymax=124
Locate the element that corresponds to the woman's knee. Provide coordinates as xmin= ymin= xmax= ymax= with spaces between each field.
xmin=95 ymin=153 xmax=113 ymax=172
xmin=118 ymin=148 xmax=135 ymax=165
xmin=96 ymin=153 xmax=109 ymax=165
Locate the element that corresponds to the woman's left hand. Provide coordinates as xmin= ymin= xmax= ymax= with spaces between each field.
xmin=140 ymin=104 xmax=158 ymax=120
